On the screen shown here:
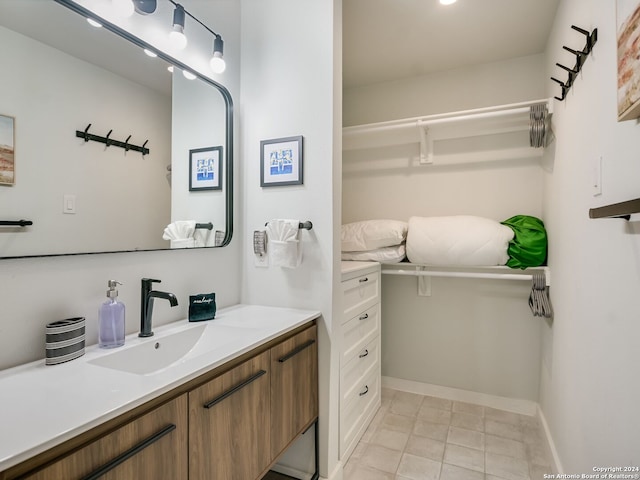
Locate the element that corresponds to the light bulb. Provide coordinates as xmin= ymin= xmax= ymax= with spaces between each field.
xmin=87 ymin=18 xmax=102 ymax=28
xmin=210 ymin=53 xmax=226 ymax=74
xmin=182 ymin=70 xmax=196 ymax=80
xmin=169 ymin=27 xmax=187 ymax=50
xmin=167 ymin=65 xmax=174 ymax=73
xmin=439 ymin=0 xmax=457 ymax=4
xmin=113 ymin=0 xmax=134 ymax=17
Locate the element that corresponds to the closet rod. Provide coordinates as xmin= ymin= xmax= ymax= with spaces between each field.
xmin=382 ymin=269 xmax=550 ymax=286
xmin=344 ymin=99 xmax=551 ymax=133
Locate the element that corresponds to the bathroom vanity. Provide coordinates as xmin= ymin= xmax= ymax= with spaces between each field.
xmin=0 ymin=305 xmax=319 ymax=480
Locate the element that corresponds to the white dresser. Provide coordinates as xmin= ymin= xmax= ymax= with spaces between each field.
xmin=339 ymin=261 xmax=381 ymax=462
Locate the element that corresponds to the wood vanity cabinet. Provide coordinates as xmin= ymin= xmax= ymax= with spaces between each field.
xmin=270 ymin=324 xmax=318 ymax=459
xmin=189 ymin=350 xmax=271 ymax=480
xmin=2 ymin=321 xmax=318 ymax=480
xmin=21 ymin=395 xmax=188 ymax=480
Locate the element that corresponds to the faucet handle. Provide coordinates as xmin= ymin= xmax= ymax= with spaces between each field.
xmin=142 ymin=278 xmax=161 ymax=287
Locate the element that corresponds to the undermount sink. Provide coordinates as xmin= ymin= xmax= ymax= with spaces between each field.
xmin=89 ymin=324 xmax=208 ymax=375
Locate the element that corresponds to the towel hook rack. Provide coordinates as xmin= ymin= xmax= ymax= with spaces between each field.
xmin=550 ymin=25 xmax=598 ymax=101
xmin=0 ymin=219 xmax=33 ymax=227
xmin=75 ymin=125 xmax=150 ymax=155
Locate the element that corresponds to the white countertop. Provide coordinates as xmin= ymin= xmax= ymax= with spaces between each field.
xmin=0 ymin=304 xmax=320 ymax=472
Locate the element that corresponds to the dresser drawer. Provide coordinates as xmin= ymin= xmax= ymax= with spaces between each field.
xmin=339 ymin=369 xmax=380 ymax=458
xmin=340 ymin=337 xmax=379 ymax=405
xmin=342 ymin=272 xmax=379 ymax=323
xmin=340 ymin=304 xmax=379 ymax=365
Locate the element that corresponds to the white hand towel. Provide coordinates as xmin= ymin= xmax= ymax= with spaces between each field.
xmin=163 ymin=220 xmax=196 ymax=248
xmin=266 ymin=219 xmax=302 ymax=268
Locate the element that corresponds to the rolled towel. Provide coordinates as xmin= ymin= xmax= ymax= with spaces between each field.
xmin=163 ymin=220 xmax=196 ymax=248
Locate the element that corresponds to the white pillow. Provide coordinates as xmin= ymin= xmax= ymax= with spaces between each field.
xmin=341 ymin=220 xmax=408 ymax=252
xmin=406 ymin=215 xmax=514 ymax=266
xmin=341 ymin=244 xmax=406 ymax=263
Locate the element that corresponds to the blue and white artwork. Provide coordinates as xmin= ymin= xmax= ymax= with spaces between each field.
xmin=189 ymin=146 xmax=222 ymax=191
xmin=261 ymin=136 xmax=303 ymax=187
xmin=197 ymin=157 xmax=216 ymax=181
xmin=269 ymin=148 xmax=294 ymax=176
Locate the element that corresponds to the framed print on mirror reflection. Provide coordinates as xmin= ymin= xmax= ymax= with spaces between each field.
xmin=189 ymin=146 xmax=222 ymax=191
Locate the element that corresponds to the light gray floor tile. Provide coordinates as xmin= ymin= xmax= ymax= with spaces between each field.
xmin=450 ymin=412 xmax=484 ymax=432
xmin=439 ymin=463 xmax=484 ymax=480
xmin=525 ymin=440 xmax=552 ymax=467
xmin=396 ymin=453 xmax=441 ymax=480
xmin=485 ymin=407 xmax=524 ymax=425
xmin=447 ymin=426 xmax=484 ymax=451
xmin=485 ymin=451 xmax=531 ymax=480
xmin=404 ymin=435 xmax=445 ymax=462
xmin=452 ymin=401 xmax=484 ymax=417
xmin=443 ymin=444 xmax=484 ymax=473
xmin=530 ymin=463 xmax=555 ymax=478
xmin=350 ymin=441 xmax=368 ymax=461
xmin=390 ymin=392 xmax=424 ymax=417
xmin=485 ymin=434 xmax=527 ymax=460
xmin=485 ymin=419 xmax=523 ymax=441
xmin=421 ymin=395 xmax=453 ymax=411
xmin=413 ymin=419 xmax=449 ymax=442
xmin=344 ymin=463 xmax=395 ymax=480
xmin=359 ymin=444 xmax=402 ymax=474
xmin=370 ymin=428 xmax=410 ymax=451
xmin=382 ymin=412 xmax=417 ymax=434
xmin=417 ymin=405 xmax=452 ymax=425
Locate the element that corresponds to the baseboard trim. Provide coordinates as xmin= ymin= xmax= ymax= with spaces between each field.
xmin=382 ymin=376 xmax=537 ymax=416
xmin=537 ymin=404 xmax=563 ymax=474
xmin=322 ymin=461 xmax=343 ymax=480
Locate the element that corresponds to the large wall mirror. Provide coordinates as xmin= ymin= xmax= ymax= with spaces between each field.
xmin=0 ymin=0 xmax=233 ymax=258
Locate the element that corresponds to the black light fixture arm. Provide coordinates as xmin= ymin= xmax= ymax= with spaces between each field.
xmin=167 ymin=0 xmax=222 ymax=38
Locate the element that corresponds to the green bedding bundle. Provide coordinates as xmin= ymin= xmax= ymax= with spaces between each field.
xmin=500 ymin=215 xmax=548 ymax=269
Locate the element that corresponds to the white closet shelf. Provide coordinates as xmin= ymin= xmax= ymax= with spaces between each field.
xmin=343 ymin=99 xmax=552 ymax=165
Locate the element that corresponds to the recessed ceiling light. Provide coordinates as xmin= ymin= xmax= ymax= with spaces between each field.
xmin=182 ymin=70 xmax=196 ymax=80
xmin=440 ymin=0 xmax=457 ymax=5
xmin=143 ymin=49 xmax=157 ymax=58
xmin=86 ymin=18 xmax=102 ymax=28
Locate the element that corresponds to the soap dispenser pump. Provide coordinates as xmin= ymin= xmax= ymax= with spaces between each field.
xmin=98 ymin=280 xmax=125 ymax=348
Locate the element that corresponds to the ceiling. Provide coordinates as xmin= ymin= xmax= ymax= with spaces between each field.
xmin=343 ymin=0 xmax=560 ymax=89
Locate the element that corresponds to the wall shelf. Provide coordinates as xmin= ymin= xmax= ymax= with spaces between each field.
xmin=589 ymin=198 xmax=640 ymax=220
xmin=343 ymin=99 xmax=552 ymax=165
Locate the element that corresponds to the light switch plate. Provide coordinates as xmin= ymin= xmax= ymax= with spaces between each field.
xmin=63 ymin=194 xmax=76 ymax=214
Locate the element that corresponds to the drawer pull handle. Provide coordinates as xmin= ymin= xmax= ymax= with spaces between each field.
xmin=278 ymin=339 xmax=316 ymax=363
xmin=359 ymin=385 xmax=369 ymax=397
xmin=204 ymin=370 xmax=267 ymax=409
xmin=359 ymin=349 xmax=369 ymax=359
xmin=359 ymin=313 xmax=369 ymax=321
xmin=359 ymin=277 xmax=369 ymax=283
xmin=80 ymin=424 xmax=176 ymax=480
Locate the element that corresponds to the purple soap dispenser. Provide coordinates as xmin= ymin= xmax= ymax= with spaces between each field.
xmin=98 ymin=280 xmax=125 ymax=348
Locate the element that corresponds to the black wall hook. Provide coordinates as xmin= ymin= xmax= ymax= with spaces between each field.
xmin=75 ymin=126 xmax=150 ymax=155
xmin=550 ymin=25 xmax=598 ymax=102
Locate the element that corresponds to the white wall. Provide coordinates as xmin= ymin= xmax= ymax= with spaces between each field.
xmin=343 ymin=54 xmax=547 ymax=402
xmin=0 ymin=26 xmax=171 ymax=255
xmin=0 ymin=1 xmax=242 ymax=371
xmin=540 ymin=0 xmax=640 ymax=471
xmin=239 ymin=1 xmax=341 ymax=477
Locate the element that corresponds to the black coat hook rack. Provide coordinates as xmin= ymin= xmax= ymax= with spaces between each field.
xmin=551 ymin=25 xmax=598 ymax=101
xmin=75 ymin=124 xmax=150 ymax=155
xmin=0 ymin=219 xmax=33 ymax=227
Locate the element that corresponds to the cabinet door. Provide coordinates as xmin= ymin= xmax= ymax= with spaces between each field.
xmin=270 ymin=325 xmax=318 ymax=459
xmin=23 ymin=395 xmax=188 ymax=480
xmin=189 ymin=351 xmax=271 ymax=480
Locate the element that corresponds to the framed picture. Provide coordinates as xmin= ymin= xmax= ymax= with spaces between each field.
xmin=0 ymin=114 xmax=15 ymax=186
xmin=260 ymin=135 xmax=303 ymax=187
xmin=189 ymin=146 xmax=222 ymax=191
xmin=617 ymin=0 xmax=640 ymax=121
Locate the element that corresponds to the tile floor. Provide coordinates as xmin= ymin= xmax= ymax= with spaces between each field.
xmin=344 ymin=388 xmax=554 ymax=480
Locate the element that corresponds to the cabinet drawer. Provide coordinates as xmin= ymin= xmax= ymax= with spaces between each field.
xmin=340 ymin=337 xmax=379 ymax=405
xmin=23 ymin=396 xmax=188 ymax=480
xmin=340 ymin=304 xmax=379 ymax=365
xmin=342 ymin=272 xmax=379 ymax=323
xmin=188 ymin=351 xmax=271 ymax=480
xmin=340 ymin=369 xmax=380 ymax=458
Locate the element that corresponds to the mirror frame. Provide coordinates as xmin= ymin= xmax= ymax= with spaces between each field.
xmin=3 ymin=0 xmax=234 ymax=258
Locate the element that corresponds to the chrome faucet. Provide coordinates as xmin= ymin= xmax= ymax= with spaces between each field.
xmin=140 ymin=278 xmax=178 ymax=337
